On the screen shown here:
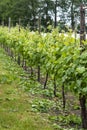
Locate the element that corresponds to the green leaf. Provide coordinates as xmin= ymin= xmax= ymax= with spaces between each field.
xmin=76 ymin=66 xmax=85 ymax=74
xmin=82 ymin=87 xmax=87 ymax=93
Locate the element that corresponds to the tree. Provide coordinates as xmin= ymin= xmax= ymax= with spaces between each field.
xmin=38 ymin=0 xmax=54 ymax=30
xmin=0 ymin=0 xmax=39 ymax=27
xmin=57 ymin=0 xmax=87 ymax=30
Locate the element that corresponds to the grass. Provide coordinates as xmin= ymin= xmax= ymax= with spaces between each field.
xmin=0 ymin=48 xmax=54 ymax=130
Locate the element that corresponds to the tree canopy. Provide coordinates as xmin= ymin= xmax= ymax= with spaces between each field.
xmin=0 ymin=0 xmax=87 ymax=30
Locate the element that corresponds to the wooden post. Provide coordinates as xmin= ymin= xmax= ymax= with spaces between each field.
xmin=38 ymin=14 xmax=41 ymax=34
xmin=38 ymin=14 xmax=41 ymax=82
xmin=54 ymin=0 xmax=57 ymax=28
xmin=80 ymin=4 xmax=87 ymax=129
xmin=79 ymin=94 xmax=87 ymax=129
xmin=18 ymin=18 xmax=21 ymax=66
xmin=80 ymin=4 xmax=86 ymax=46
xmin=37 ymin=65 xmax=40 ymax=82
xmin=74 ymin=13 xmax=77 ymax=43
xmin=8 ymin=17 xmax=11 ymax=32
xmin=19 ymin=18 xmax=21 ymax=32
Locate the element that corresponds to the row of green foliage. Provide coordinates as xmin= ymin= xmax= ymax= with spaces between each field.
xmin=0 ymin=26 xmax=87 ymax=95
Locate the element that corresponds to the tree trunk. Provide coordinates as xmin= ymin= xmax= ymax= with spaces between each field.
xmin=44 ymin=72 xmax=48 ymax=89
xmin=79 ymin=94 xmax=87 ymax=129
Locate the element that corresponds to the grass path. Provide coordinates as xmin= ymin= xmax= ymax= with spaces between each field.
xmin=0 ymin=48 xmax=54 ymax=130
